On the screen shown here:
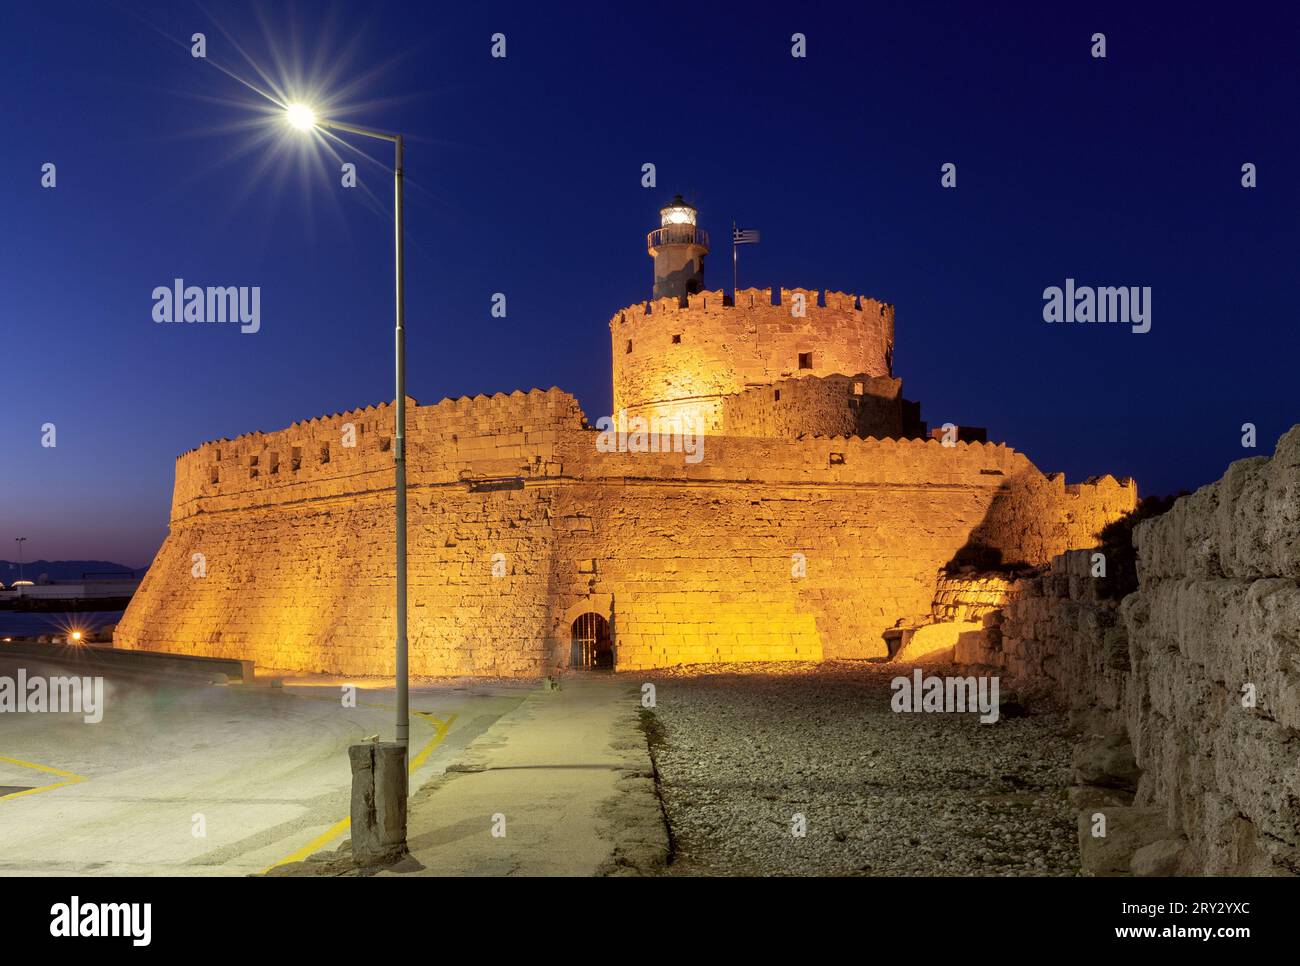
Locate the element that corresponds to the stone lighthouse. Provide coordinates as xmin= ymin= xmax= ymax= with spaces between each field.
xmin=647 ymin=195 xmax=709 ymax=301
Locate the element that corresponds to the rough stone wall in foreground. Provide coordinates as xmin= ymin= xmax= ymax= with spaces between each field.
xmin=116 ymin=389 xmax=1133 ymax=676
xmin=1124 ymin=427 xmax=1300 ymax=875
xmin=954 ymin=426 xmax=1300 ymax=876
xmin=952 ymin=552 xmax=1129 ymax=720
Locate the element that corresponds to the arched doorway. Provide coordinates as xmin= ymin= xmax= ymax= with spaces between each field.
xmin=571 ymin=613 xmax=613 ymax=670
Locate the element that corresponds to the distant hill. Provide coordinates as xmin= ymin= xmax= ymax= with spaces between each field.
xmin=0 ymin=560 xmax=143 ymax=583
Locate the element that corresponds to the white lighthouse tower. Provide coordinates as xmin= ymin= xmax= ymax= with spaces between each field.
xmin=647 ymin=195 xmax=709 ymax=301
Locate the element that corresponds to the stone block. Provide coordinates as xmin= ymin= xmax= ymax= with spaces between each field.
xmin=1077 ymin=806 xmax=1172 ymax=877
xmin=349 ymin=742 xmax=408 ymax=866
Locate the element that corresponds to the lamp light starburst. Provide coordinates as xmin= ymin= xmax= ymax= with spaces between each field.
xmin=286 ymin=103 xmax=317 ymax=130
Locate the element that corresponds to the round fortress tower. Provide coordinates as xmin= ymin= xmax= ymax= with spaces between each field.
xmin=612 ymin=199 xmax=897 ymax=436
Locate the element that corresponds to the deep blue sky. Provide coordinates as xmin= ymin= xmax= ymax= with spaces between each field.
xmin=2 ymin=1 xmax=1297 ymax=568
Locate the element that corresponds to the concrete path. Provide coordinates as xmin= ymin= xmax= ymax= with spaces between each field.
xmin=281 ymin=674 xmax=670 ymax=876
xmin=0 ymin=654 xmax=525 ymax=876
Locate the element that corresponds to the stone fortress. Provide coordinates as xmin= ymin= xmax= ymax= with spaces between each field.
xmin=117 ymin=197 xmax=1137 ymax=677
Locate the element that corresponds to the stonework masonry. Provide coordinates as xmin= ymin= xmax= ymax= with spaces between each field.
xmin=611 ymin=288 xmax=895 ymax=435
xmin=931 ymin=572 xmax=1020 ymax=624
xmin=116 ymin=385 xmax=1135 ymax=676
xmin=952 ymin=426 xmax=1300 ymax=875
xmin=722 ymin=373 xmax=907 ymax=440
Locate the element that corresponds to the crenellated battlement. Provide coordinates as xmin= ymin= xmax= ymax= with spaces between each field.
xmin=180 ymin=387 xmax=584 ymax=460
xmin=609 ymin=287 xmax=893 ymax=324
xmin=171 ymin=388 xmax=587 ymax=520
xmin=178 ymin=400 xmax=397 ymax=460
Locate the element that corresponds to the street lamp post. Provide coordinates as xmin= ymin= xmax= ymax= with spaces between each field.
xmin=15 ymin=537 xmax=26 ymax=583
xmin=287 ymin=105 xmax=408 ymax=754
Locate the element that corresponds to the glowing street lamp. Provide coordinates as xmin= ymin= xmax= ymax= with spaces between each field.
xmin=285 ymin=103 xmax=410 ymax=756
xmin=285 ymin=103 xmax=316 ymax=131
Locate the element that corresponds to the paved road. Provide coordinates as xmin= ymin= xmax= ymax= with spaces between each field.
xmin=0 ymin=655 xmax=527 ymax=876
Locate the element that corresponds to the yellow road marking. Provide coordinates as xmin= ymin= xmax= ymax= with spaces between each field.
xmin=0 ymin=755 xmax=87 ymax=801
xmin=259 ymin=711 xmax=459 ymax=874
xmin=262 ymin=815 xmax=353 ymax=872
xmin=410 ymin=712 xmax=456 ymax=772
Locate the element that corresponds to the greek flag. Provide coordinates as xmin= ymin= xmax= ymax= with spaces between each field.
xmin=733 ymin=228 xmax=761 ymax=244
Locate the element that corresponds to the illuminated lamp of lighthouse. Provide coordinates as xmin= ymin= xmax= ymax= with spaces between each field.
xmin=660 ymin=200 xmax=697 ymax=226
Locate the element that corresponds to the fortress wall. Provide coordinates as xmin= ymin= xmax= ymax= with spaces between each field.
xmin=168 ymin=389 xmax=587 ymax=521
xmin=963 ymin=471 xmax=1138 ymax=567
xmin=563 ymin=417 xmax=1038 ymax=486
xmin=721 ymin=373 xmax=905 ymax=439
xmin=120 ymin=389 xmax=592 ymax=676
xmin=119 ymin=390 xmax=1135 ymax=676
xmin=610 ymin=288 xmax=894 ymax=434
xmin=558 ymin=434 xmax=1132 ymax=667
xmin=172 ymin=403 xmax=400 ymax=522
xmin=573 ymin=479 xmax=998 ymax=667
xmin=118 ymin=483 xmax=567 ymax=676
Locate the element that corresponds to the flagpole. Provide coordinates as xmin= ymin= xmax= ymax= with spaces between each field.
xmin=732 ymin=220 xmax=738 ymax=301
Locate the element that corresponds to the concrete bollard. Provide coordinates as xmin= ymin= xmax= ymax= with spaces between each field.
xmin=348 ymin=741 xmax=408 ymax=866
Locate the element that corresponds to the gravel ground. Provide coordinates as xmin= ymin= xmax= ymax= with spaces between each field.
xmin=642 ymin=661 xmax=1080 ymax=877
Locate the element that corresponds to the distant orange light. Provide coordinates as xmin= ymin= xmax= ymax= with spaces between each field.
xmin=71 ymin=631 xmax=83 ymax=642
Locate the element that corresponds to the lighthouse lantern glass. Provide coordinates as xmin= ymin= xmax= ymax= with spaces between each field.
xmin=661 ymin=204 xmax=696 ymax=227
